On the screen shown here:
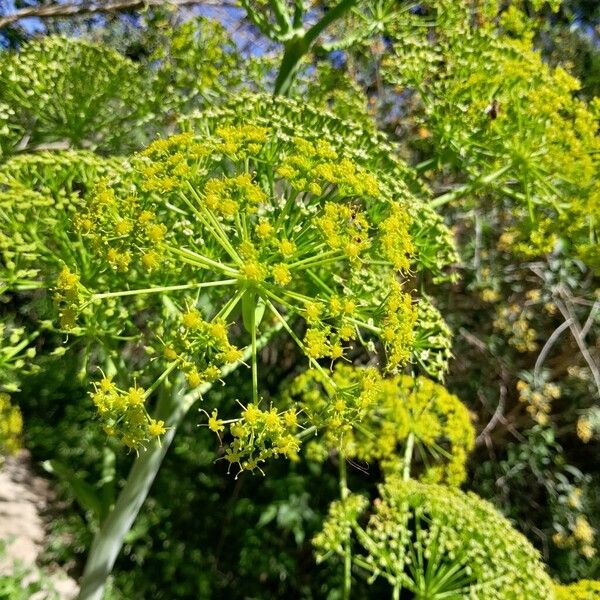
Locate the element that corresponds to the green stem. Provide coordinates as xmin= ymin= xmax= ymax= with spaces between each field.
xmin=273 ymin=0 xmax=359 ymax=96
xmin=403 ymin=432 xmax=415 ymax=481
xmin=162 ymin=245 xmax=238 ymax=276
xmin=264 ymin=297 xmax=335 ymax=386
xmin=273 ymin=34 xmax=309 ymax=97
xmin=251 ymin=301 xmax=258 ymax=405
xmin=91 ymin=280 xmax=236 ymax=300
xmin=339 ymin=451 xmax=352 ymax=600
xmin=76 ymin=326 xmax=280 ymax=600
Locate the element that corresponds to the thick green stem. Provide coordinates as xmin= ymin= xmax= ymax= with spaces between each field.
xmin=273 ymin=34 xmax=309 ymax=97
xmin=77 ymin=326 xmax=280 ymax=600
xmin=339 ymin=452 xmax=352 ymax=600
xmin=273 ymin=0 xmax=359 ymax=96
xmin=402 ymin=432 xmax=414 ymax=482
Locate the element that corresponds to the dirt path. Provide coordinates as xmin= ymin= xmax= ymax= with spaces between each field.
xmin=0 ymin=451 xmax=79 ymax=599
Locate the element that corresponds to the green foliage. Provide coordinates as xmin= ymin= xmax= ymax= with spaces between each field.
xmin=141 ymin=16 xmax=242 ymax=114
xmin=0 ymin=150 xmax=124 ymax=290
xmin=472 ymin=424 xmax=600 ymax=580
xmin=0 ymin=321 xmax=39 ymax=392
xmin=301 ymin=63 xmax=374 ymax=128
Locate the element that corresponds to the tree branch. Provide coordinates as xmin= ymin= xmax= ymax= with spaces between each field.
xmin=0 ymin=0 xmax=236 ymax=29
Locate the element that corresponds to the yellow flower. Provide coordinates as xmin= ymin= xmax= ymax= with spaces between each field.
xmin=240 ymin=260 xmax=265 ymax=282
xmin=278 ymin=239 xmax=296 ymax=257
xmin=126 ymin=387 xmax=145 ymax=406
xmin=182 ymin=309 xmax=203 ymax=330
xmin=208 ymin=409 xmax=225 ymax=434
xmin=148 ymin=419 xmax=166 ymax=437
xmin=115 ymin=219 xmax=133 ymax=236
xmin=186 ymin=368 xmax=203 ymax=388
xmin=255 ymin=219 xmax=274 ymax=239
xmin=577 ymin=417 xmax=593 ymax=443
xmin=164 ymin=346 xmax=178 ymax=361
xmin=574 ymin=515 xmax=594 ymax=544
xmin=142 ymin=251 xmax=160 ymax=270
xmin=147 ymin=223 xmax=167 ymax=242
xmin=272 ymin=263 xmax=291 ymax=286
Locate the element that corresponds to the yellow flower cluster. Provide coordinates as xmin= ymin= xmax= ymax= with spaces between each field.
xmin=554 ymin=579 xmax=600 ymax=600
xmin=517 ymin=379 xmax=561 ymax=425
xmin=380 ymin=279 xmax=418 ymax=370
xmin=285 ymin=364 xmax=382 ymax=447
xmin=163 ymin=307 xmax=245 ymax=390
xmin=276 ymin=136 xmax=379 ymax=198
xmin=0 ymin=393 xmax=22 ymax=457
xmin=187 ymin=93 xmax=458 ymax=283
xmin=494 ymin=303 xmax=538 ymax=353
xmin=553 ymin=514 xmax=597 ymax=560
xmin=203 ymin=174 xmax=266 ymax=218
xmin=214 ymin=124 xmax=269 ymax=158
xmin=64 ymin=101 xmax=453 ymax=452
xmin=74 ymin=179 xmax=166 ymax=275
xmin=54 ymin=265 xmax=81 ymax=330
xmin=219 ymin=404 xmax=300 ymax=475
xmin=315 ymin=203 xmax=370 ymax=261
xmin=286 ymin=365 xmax=474 ymax=486
xmin=90 ymin=377 xmax=166 ymax=450
xmin=380 ymin=203 xmax=414 ymax=272
xmin=76 ymin=122 xmax=424 ymax=376
xmin=578 ymin=417 xmax=593 ymax=443
xmin=576 ymin=407 xmax=600 ymax=444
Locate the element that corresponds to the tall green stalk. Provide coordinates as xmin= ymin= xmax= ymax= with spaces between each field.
xmin=77 ymin=327 xmax=279 ymax=600
xmin=339 ymin=452 xmax=352 ymax=600
xmin=273 ymin=0 xmax=359 ymax=96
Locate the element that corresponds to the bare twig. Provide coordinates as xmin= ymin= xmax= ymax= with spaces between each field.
xmin=476 ymin=383 xmax=507 ymax=446
xmin=0 ymin=0 xmax=236 ymax=29
xmin=459 ymin=327 xmax=487 ymax=352
xmin=533 ymin=318 xmax=573 ymax=383
xmin=554 ymin=285 xmax=600 ymax=400
xmin=581 ymin=299 xmax=600 ymax=340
